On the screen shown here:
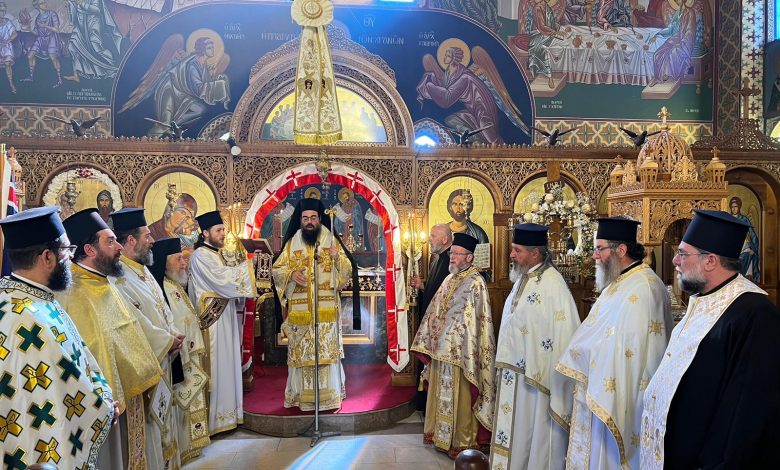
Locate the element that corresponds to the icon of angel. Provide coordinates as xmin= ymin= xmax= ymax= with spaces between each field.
xmin=118 ymin=30 xmax=231 ymax=137
xmin=416 ymin=38 xmax=530 ymax=144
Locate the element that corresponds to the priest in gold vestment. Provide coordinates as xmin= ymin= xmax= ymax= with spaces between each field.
xmin=412 ymin=232 xmax=496 ymax=459
xmin=110 ymin=208 xmax=184 ymax=470
xmin=150 ymin=237 xmax=211 ymax=464
xmin=272 ymin=198 xmax=353 ymax=410
xmin=59 ymin=208 xmax=163 ymax=470
xmin=556 ymin=217 xmax=671 ymax=469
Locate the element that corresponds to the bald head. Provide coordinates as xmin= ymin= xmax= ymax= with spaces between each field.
xmin=429 ymin=223 xmax=453 ymax=254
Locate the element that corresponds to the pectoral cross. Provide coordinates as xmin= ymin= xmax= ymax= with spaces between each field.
xmin=739 ymin=77 xmax=761 ymax=118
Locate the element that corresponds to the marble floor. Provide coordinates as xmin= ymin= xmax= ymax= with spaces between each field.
xmin=182 ymin=412 xmax=455 ymax=470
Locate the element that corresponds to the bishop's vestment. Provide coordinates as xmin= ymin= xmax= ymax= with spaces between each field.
xmin=0 ymin=275 xmax=115 ymax=469
xmin=272 ymin=226 xmax=350 ymax=411
xmin=56 ymin=264 xmax=162 ymax=470
xmin=556 ymin=263 xmax=671 ymax=469
xmin=188 ymin=244 xmax=254 ymax=434
xmin=411 ymin=265 xmax=496 ymax=458
xmin=491 ymin=263 xmax=581 ymax=470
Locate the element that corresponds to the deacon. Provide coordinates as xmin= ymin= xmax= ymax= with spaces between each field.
xmin=59 ymin=208 xmax=163 ymax=470
xmin=188 ymin=210 xmax=254 ymax=434
xmin=110 ymin=207 xmax=183 ymax=469
xmin=490 ymin=224 xmax=581 ymax=470
xmin=557 ymin=217 xmax=671 ymax=469
xmin=150 ymin=237 xmax=211 ymax=463
xmin=410 ymin=223 xmax=452 ymax=411
xmin=641 ymin=210 xmax=780 ymax=469
xmin=272 ymin=198 xmax=353 ymax=411
xmin=411 ymin=232 xmax=496 ymax=459
xmin=0 ymin=207 xmax=116 ymax=469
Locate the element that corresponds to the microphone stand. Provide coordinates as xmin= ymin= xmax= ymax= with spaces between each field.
xmin=308 ymin=239 xmax=340 ymax=447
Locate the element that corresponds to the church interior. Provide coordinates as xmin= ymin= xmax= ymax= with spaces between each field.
xmin=1 ymin=0 xmax=779 ymax=468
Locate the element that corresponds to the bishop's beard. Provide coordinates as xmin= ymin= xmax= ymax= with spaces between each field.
xmin=301 ymin=224 xmax=321 ymax=246
xmin=595 ymin=252 xmax=622 ymax=292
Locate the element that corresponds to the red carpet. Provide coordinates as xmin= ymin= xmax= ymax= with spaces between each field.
xmin=243 ymin=364 xmax=416 ymax=415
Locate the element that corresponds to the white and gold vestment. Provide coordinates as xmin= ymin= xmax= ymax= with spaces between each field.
xmin=556 ymin=263 xmax=671 ymax=470
xmin=272 ymin=226 xmax=350 ymax=411
xmin=188 ymin=244 xmax=253 ymax=434
xmin=491 ymin=263 xmax=581 ymax=470
xmin=412 ymin=265 xmax=496 ymax=457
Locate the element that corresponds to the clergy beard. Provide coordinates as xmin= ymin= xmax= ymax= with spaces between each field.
xmin=166 ymin=269 xmax=189 ymax=287
xmin=509 ymin=262 xmax=528 ymax=283
xmin=677 ymin=266 xmax=706 ymax=294
xmin=595 ymin=252 xmax=622 ymax=292
xmin=301 ymin=224 xmax=321 ymax=246
xmin=48 ymin=259 xmax=72 ymax=291
xmin=205 ymin=234 xmax=224 ymax=249
xmin=135 ymin=245 xmax=154 ymax=266
xmin=96 ymin=250 xmax=123 ymax=277
xmin=449 ymin=263 xmax=470 ymax=275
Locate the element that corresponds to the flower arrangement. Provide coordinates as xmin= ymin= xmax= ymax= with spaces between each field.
xmin=520 ymin=181 xmax=596 ymax=258
xmin=43 ymin=167 xmax=122 ymax=211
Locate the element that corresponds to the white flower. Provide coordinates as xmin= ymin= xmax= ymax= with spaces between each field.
xmin=582 ymin=203 xmax=591 ymax=212
xmin=566 ymin=200 xmax=575 ymax=209
xmin=542 ymin=203 xmax=549 ymax=211
xmin=544 ymin=193 xmax=554 ymax=203
xmin=531 ymin=203 xmax=539 ymax=212
xmin=523 ymin=212 xmax=533 ymax=222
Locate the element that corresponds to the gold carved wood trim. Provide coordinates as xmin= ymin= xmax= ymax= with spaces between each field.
xmin=9 ymin=137 xmax=780 ymax=224
xmin=647 ymin=199 xmax=724 ymax=244
xmin=17 ymin=151 xmax=229 ymax=206
xmin=233 ymin=154 xmax=414 ymax=206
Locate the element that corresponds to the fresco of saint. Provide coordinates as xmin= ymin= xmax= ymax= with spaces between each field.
xmin=119 ymin=31 xmax=231 ymax=137
xmin=417 ymin=38 xmax=530 ymax=144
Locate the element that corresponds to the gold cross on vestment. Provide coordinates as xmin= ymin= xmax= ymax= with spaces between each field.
xmin=11 ymin=297 xmax=36 ymax=313
xmin=290 ymin=249 xmax=309 ymax=271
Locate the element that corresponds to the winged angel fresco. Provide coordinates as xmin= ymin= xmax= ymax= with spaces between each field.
xmin=118 ymin=31 xmax=231 ymax=137
xmin=416 ymin=38 xmax=530 ymax=145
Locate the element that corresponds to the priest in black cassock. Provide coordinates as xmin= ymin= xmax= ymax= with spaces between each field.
xmin=641 ymin=209 xmax=780 ymax=469
xmin=410 ymin=223 xmax=452 ymax=411
xmin=411 ymin=223 xmax=453 ymax=326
